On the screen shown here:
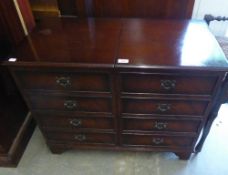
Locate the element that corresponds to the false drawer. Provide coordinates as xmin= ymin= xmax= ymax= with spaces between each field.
xmin=121 ymin=73 xmax=217 ymax=95
xmin=122 ymin=134 xmax=195 ymax=147
xmin=37 ymin=115 xmax=115 ymax=130
xmin=46 ymin=131 xmax=116 ymax=145
xmin=27 ymin=94 xmax=112 ymax=113
xmin=121 ymin=117 xmax=201 ymax=133
xmin=121 ymin=98 xmax=209 ymax=116
xmin=13 ymin=70 xmax=111 ymax=92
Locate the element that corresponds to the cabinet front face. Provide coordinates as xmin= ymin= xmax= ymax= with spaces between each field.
xmin=10 ymin=66 xmax=223 ymax=158
xmin=37 ymin=114 xmax=115 ymax=131
xmin=121 ymin=73 xmax=218 ymax=96
xmin=117 ymin=69 xmax=223 ymax=154
xmin=15 ymin=71 xmax=112 ymax=93
xmin=46 ymin=131 xmax=116 ymax=146
xmin=121 ymin=117 xmax=202 ymax=133
xmin=11 ymin=67 xmax=118 ymax=148
xmin=121 ymin=134 xmax=195 ymax=148
xmin=121 ymin=98 xmax=209 ymax=116
xmin=28 ymin=94 xmax=113 ymax=113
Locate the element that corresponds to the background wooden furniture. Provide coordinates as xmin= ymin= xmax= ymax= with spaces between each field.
xmin=29 ymin=0 xmax=195 ymax=19
xmin=0 ymin=67 xmax=35 ymax=167
xmin=0 ymin=0 xmax=26 ymax=46
xmin=0 ymin=0 xmax=35 ymax=167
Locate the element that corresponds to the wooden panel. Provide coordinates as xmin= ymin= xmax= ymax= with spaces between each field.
xmin=46 ymin=131 xmax=116 ymax=145
xmin=121 ymin=98 xmax=209 ymax=116
xmin=122 ymin=134 xmax=194 ymax=147
xmin=121 ymin=73 xmax=218 ymax=96
xmin=27 ymin=94 xmax=112 ymax=113
xmin=14 ymin=70 xmax=111 ymax=92
xmin=122 ymin=117 xmax=201 ymax=133
xmin=76 ymin=0 xmax=195 ymax=19
xmin=38 ymin=115 xmax=114 ymax=130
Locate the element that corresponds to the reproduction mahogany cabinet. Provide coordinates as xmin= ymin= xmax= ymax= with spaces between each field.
xmin=2 ymin=17 xmax=228 ymax=160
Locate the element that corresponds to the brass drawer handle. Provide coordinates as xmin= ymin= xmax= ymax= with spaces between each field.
xmin=70 ymin=119 xmax=82 ymax=127
xmin=74 ymin=134 xmax=86 ymax=142
xmin=161 ymin=80 xmax=176 ymax=90
xmin=153 ymin=138 xmax=164 ymax=145
xmin=64 ymin=100 xmax=77 ymax=110
xmin=154 ymin=122 xmax=168 ymax=130
xmin=157 ymin=104 xmax=171 ymax=112
xmin=56 ymin=76 xmax=71 ymax=88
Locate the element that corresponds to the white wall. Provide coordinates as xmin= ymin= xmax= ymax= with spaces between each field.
xmin=192 ymin=0 xmax=228 ymax=36
xmin=193 ymin=0 xmax=228 ymax=19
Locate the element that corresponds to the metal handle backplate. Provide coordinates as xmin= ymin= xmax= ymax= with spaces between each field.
xmin=157 ymin=104 xmax=171 ymax=112
xmin=153 ymin=138 xmax=164 ymax=145
xmin=154 ymin=122 xmax=168 ymax=130
xmin=74 ymin=134 xmax=86 ymax=142
xmin=64 ymin=100 xmax=77 ymax=110
xmin=161 ymin=80 xmax=176 ymax=90
xmin=56 ymin=76 xmax=71 ymax=88
xmin=70 ymin=119 xmax=82 ymax=127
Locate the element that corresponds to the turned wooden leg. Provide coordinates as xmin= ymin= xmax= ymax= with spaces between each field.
xmin=175 ymin=152 xmax=192 ymax=160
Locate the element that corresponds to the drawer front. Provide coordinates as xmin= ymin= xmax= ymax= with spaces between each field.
xmin=38 ymin=115 xmax=114 ymax=130
xmin=15 ymin=71 xmax=111 ymax=92
xmin=28 ymin=95 xmax=112 ymax=113
xmin=122 ymin=134 xmax=194 ymax=147
xmin=46 ymin=131 xmax=115 ymax=145
xmin=121 ymin=73 xmax=217 ymax=95
xmin=122 ymin=118 xmax=201 ymax=133
xmin=121 ymin=98 xmax=209 ymax=116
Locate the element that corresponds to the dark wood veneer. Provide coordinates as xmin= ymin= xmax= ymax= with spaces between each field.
xmin=121 ymin=118 xmax=201 ymax=133
xmin=121 ymin=134 xmax=195 ymax=147
xmin=46 ymin=131 xmax=116 ymax=145
xmin=39 ymin=116 xmax=115 ymax=131
xmin=15 ymin=70 xmax=112 ymax=92
xmin=121 ymin=73 xmax=218 ymax=96
xmin=27 ymin=94 xmax=113 ymax=113
xmin=121 ymin=98 xmax=209 ymax=116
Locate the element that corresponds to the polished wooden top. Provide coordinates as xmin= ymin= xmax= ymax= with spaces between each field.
xmin=117 ymin=19 xmax=228 ymax=69
xmin=4 ymin=18 xmax=122 ymax=68
xmin=1 ymin=17 xmax=228 ymax=69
